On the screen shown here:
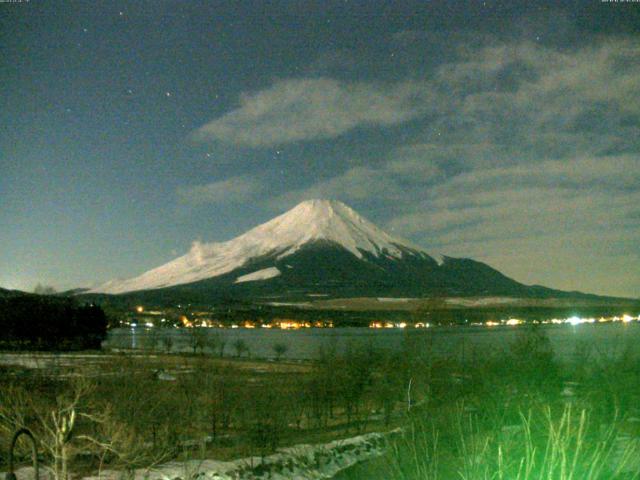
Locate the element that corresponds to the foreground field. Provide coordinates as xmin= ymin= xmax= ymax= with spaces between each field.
xmin=339 ymin=329 xmax=640 ymax=479
xmin=0 ymin=346 xmax=407 ymax=479
xmin=2 ymin=326 xmax=640 ymax=479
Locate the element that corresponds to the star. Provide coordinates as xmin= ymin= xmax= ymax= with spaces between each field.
xmin=83 ymin=28 xmax=88 ymax=33
xmin=119 ymin=11 xmax=124 ymax=16
xmin=165 ymin=92 xmax=172 ymax=97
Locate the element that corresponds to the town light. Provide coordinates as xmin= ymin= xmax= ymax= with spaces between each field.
xmin=567 ymin=316 xmax=582 ymax=326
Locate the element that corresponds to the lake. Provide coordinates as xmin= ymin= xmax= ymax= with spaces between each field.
xmin=105 ymin=322 xmax=640 ymax=363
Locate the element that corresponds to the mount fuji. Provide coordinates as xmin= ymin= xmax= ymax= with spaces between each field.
xmin=85 ymin=200 xmax=588 ymax=303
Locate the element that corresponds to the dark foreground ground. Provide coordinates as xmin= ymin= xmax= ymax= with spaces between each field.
xmin=2 ymin=325 xmax=640 ymax=479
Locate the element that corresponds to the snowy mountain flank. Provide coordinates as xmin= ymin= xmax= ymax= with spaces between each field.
xmin=87 ymin=199 xmax=576 ymax=302
xmin=90 ymin=200 xmax=441 ymax=294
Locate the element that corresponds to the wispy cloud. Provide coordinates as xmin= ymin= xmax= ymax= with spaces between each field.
xmin=176 ymin=176 xmax=262 ymax=205
xmin=427 ymin=38 xmax=640 ymax=161
xmin=264 ymin=36 xmax=640 ymax=296
xmin=385 ymin=156 xmax=640 ymax=297
xmin=188 ymin=33 xmax=640 ymax=296
xmin=272 ymin=166 xmax=402 ymax=208
xmin=191 ymin=77 xmax=432 ymax=147
xmin=272 ymin=155 xmax=443 ymax=209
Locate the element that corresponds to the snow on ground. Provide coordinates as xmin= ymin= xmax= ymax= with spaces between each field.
xmin=0 ymin=353 xmax=120 ymax=370
xmin=431 ymin=253 xmax=445 ymax=266
xmin=376 ymin=298 xmax=413 ymax=303
xmin=267 ymin=302 xmax=313 ymax=307
xmin=78 ymin=429 xmax=399 ymax=480
xmin=444 ymin=297 xmax=520 ymax=307
xmin=235 ymin=267 xmax=281 ymax=283
xmin=1 ymin=467 xmax=50 ymax=480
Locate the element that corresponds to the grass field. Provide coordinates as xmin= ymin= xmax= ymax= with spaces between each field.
xmin=0 ymin=345 xmax=407 ymax=479
xmin=340 ymin=327 xmax=640 ymax=479
xmin=1 ymin=325 xmax=640 ymax=479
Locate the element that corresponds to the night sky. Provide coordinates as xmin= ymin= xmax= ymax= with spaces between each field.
xmin=2 ymin=1 xmax=639 ymax=298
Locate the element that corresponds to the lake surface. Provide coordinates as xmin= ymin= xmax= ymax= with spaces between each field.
xmin=106 ymin=322 xmax=640 ymax=363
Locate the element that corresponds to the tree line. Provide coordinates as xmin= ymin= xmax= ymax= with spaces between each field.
xmin=0 ymin=294 xmax=107 ymax=350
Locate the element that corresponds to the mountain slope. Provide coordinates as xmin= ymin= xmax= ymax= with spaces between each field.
xmin=86 ymin=199 xmax=611 ymax=304
xmin=89 ymin=199 xmax=441 ymax=294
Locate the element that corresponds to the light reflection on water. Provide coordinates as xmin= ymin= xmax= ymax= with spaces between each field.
xmin=107 ymin=322 xmax=640 ymax=362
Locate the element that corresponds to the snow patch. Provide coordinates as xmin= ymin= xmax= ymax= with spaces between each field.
xmin=267 ymin=302 xmax=312 ymax=307
xmin=235 ymin=267 xmax=281 ymax=284
xmin=377 ymin=297 xmax=413 ymax=303
xmin=431 ymin=253 xmax=445 ymax=266
xmin=445 ymin=297 xmax=519 ymax=307
xmin=78 ymin=430 xmax=398 ymax=480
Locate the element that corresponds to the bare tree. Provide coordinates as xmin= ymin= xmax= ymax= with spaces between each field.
xmin=272 ymin=342 xmax=288 ymax=361
xmin=0 ymin=377 xmax=104 ymax=480
xmin=240 ymin=385 xmax=291 ymax=459
xmin=204 ymin=332 xmax=219 ymax=356
xmin=141 ymin=327 xmax=158 ymax=352
xmin=160 ymin=330 xmax=174 ymax=353
xmin=217 ymin=334 xmax=227 ymax=357
xmin=188 ymin=327 xmax=207 ymax=354
xmin=233 ymin=339 xmax=249 ymax=358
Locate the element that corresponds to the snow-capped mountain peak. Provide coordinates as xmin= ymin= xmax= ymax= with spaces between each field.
xmin=242 ymin=199 xmax=410 ymax=259
xmin=89 ymin=199 xmax=437 ymax=294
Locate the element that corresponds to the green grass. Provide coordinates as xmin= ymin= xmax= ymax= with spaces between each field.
xmin=341 ymin=328 xmax=640 ymax=479
xmin=374 ymin=403 xmax=639 ymax=480
xmin=2 ymin=327 xmax=640 ymax=479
